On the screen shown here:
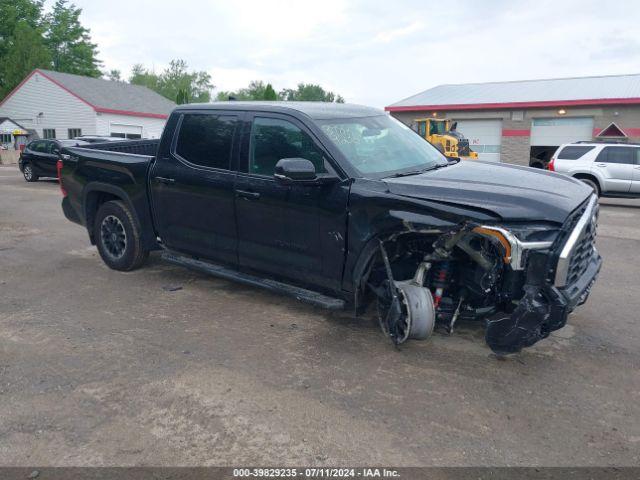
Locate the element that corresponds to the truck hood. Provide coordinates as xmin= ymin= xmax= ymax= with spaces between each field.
xmin=383 ymin=161 xmax=592 ymax=224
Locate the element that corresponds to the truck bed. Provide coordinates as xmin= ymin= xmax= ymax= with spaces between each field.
xmin=81 ymin=139 xmax=160 ymax=156
xmin=59 ymin=139 xmax=159 ymax=250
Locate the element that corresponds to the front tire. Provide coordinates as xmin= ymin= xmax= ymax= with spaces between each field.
xmin=579 ymin=178 xmax=600 ymax=197
xmin=94 ymin=200 xmax=149 ymax=271
xmin=23 ymin=163 xmax=38 ymax=182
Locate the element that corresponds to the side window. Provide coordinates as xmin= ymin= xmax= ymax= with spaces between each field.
xmin=175 ymin=114 xmax=237 ymax=170
xmin=635 ymin=148 xmax=640 ymax=165
xmin=557 ymin=146 xmax=595 ymax=160
xmin=249 ymin=117 xmax=327 ymax=176
xmin=599 ymin=146 xmax=634 ymax=165
xmin=31 ymin=141 xmax=46 ymax=153
xmin=417 ymin=121 xmax=426 ymax=137
xmin=47 ymin=142 xmax=61 ymax=154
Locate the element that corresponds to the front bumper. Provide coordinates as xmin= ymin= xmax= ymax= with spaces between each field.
xmin=485 ymin=247 xmax=602 ymax=354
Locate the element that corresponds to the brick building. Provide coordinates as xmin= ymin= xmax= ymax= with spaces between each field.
xmin=386 ymin=74 xmax=640 ymax=167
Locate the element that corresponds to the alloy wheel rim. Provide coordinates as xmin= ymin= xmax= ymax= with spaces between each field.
xmin=100 ymin=215 xmax=127 ymax=259
xmin=24 ymin=166 xmax=32 ymax=180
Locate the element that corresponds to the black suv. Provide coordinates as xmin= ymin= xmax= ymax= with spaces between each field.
xmin=19 ymin=139 xmax=88 ymax=182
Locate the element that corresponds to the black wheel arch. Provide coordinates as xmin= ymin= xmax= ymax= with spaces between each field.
xmin=82 ymin=182 xmax=159 ymax=250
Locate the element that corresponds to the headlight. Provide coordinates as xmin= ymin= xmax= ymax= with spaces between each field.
xmin=472 ymin=225 xmax=555 ymax=270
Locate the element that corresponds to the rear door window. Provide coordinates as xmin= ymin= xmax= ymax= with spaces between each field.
xmin=557 ymin=146 xmax=595 ymax=159
xmin=174 ymin=113 xmax=238 ymax=170
xmin=596 ymin=146 xmax=635 ymax=164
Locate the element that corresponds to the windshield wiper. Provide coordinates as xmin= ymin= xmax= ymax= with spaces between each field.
xmin=385 ymin=159 xmax=458 ymax=178
xmin=386 ymin=168 xmax=430 ymax=178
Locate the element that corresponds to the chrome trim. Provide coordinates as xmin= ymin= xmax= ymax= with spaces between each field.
xmin=554 ymin=195 xmax=598 ymax=287
xmin=476 ymin=226 xmax=553 ymax=271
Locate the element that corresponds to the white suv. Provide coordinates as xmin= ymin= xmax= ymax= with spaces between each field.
xmin=549 ymin=142 xmax=640 ymax=197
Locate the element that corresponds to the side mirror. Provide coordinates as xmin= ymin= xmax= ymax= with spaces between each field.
xmin=274 ymin=158 xmax=318 ymax=182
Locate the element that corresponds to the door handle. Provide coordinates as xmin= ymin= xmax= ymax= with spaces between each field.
xmin=596 ymin=163 xmax=607 ymax=167
xmin=154 ymin=176 xmax=175 ymax=184
xmin=235 ymin=189 xmax=261 ymax=200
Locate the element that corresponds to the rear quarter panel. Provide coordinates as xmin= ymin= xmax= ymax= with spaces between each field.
xmin=61 ymin=146 xmax=157 ymax=248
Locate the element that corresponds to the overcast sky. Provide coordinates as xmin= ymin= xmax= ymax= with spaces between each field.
xmin=58 ymin=0 xmax=640 ymax=107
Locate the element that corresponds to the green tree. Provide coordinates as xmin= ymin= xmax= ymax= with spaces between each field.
xmin=131 ymin=60 xmax=213 ymax=103
xmin=176 ymin=88 xmax=190 ymax=105
xmin=263 ymin=83 xmax=277 ymax=100
xmin=105 ymin=69 xmax=121 ymax=81
xmin=0 ymin=21 xmax=50 ymax=97
xmin=43 ymin=0 xmax=101 ymax=77
xmin=279 ymin=83 xmax=344 ymax=102
xmin=0 ymin=0 xmax=45 ymax=95
xmin=216 ymin=80 xmax=268 ymax=101
xmin=129 ymin=63 xmax=159 ymax=91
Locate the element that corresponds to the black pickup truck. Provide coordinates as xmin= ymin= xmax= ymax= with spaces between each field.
xmin=59 ymin=102 xmax=602 ymax=353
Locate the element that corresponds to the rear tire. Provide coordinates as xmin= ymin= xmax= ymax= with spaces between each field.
xmin=578 ymin=178 xmax=600 ymax=197
xmin=23 ymin=163 xmax=38 ymax=182
xmin=94 ymin=200 xmax=149 ymax=271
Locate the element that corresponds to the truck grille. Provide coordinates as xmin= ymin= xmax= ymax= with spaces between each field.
xmin=554 ymin=195 xmax=598 ymax=288
xmin=565 ymin=210 xmax=597 ymax=286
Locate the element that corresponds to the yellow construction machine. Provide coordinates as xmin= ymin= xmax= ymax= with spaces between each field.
xmin=415 ymin=118 xmax=478 ymax=160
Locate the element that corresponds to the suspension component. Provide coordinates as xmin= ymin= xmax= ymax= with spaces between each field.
xmin=432 ymin=261 xmax=452 ymax=308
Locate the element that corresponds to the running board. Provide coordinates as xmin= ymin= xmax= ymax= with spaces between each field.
xmin=162 ymin=251 xmax=346 ymax=310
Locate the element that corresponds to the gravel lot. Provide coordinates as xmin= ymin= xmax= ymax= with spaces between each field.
xmin=1 ymin=165 xmax=639 ymax=466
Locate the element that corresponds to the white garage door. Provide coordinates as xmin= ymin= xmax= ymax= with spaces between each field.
xmin=454 ymin=119 xmax=502 ymax=162
xmin=530 ymin=117 xmax=593 ymax=146
xmin=110 ymin=123 xmax=143 ymax=139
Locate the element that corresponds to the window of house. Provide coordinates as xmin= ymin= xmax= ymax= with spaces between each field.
xmin=174 ymin=114 xmax=238 ymax=170
xmin=68 ymin=128 xmax=82 ymax=139
xmin=249 ymin=117 xmax=326 ymax=176
xmin=0 ymin=134 xmax=11 ymax=144
xmin=43 ymin=129 xmax=56 ymax=139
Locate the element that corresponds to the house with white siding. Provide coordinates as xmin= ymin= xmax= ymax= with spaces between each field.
xmin=0 ymin=69 xmax=175 ymax=146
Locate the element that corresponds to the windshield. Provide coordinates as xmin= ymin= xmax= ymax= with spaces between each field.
xmin=317 ymin=115 xmax=447 ymax=177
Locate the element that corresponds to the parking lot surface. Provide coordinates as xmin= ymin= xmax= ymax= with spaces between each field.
xmin=1 ymin=165 xmax=639 ymax=466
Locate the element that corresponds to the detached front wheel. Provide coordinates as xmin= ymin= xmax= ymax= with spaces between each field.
xmin=95 ymin=200 xmax=149 ymax=271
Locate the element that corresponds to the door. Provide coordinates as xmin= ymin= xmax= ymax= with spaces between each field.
xmin=26 ymin=140 xmax=57 ymax=176
xmin=530 ymin=117 xmax=594 ymax=152
xmin=149 ymin=111 xmax=241 ymax=265
xmin=591 ymin=146 xmax=634 ymax=193
xmin=453 ymin=119 xmax=502 ymax=162
xmin=630 ymin=147 xmax=640 ymax=194
xmin=42 ymin=141 xmax=62 ymax=175
xmin=110 ymin=123 xmax=143 ymax=139
xmin=235 ymin=114 xmax=349 ymax=291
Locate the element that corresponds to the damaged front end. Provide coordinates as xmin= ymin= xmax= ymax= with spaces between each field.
xmin=365 ymin=195 xmax=602 ymax=354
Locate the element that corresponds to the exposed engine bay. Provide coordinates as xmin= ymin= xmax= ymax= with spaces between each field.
xmin=362 ymin=212 xmax=601 ymax=354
